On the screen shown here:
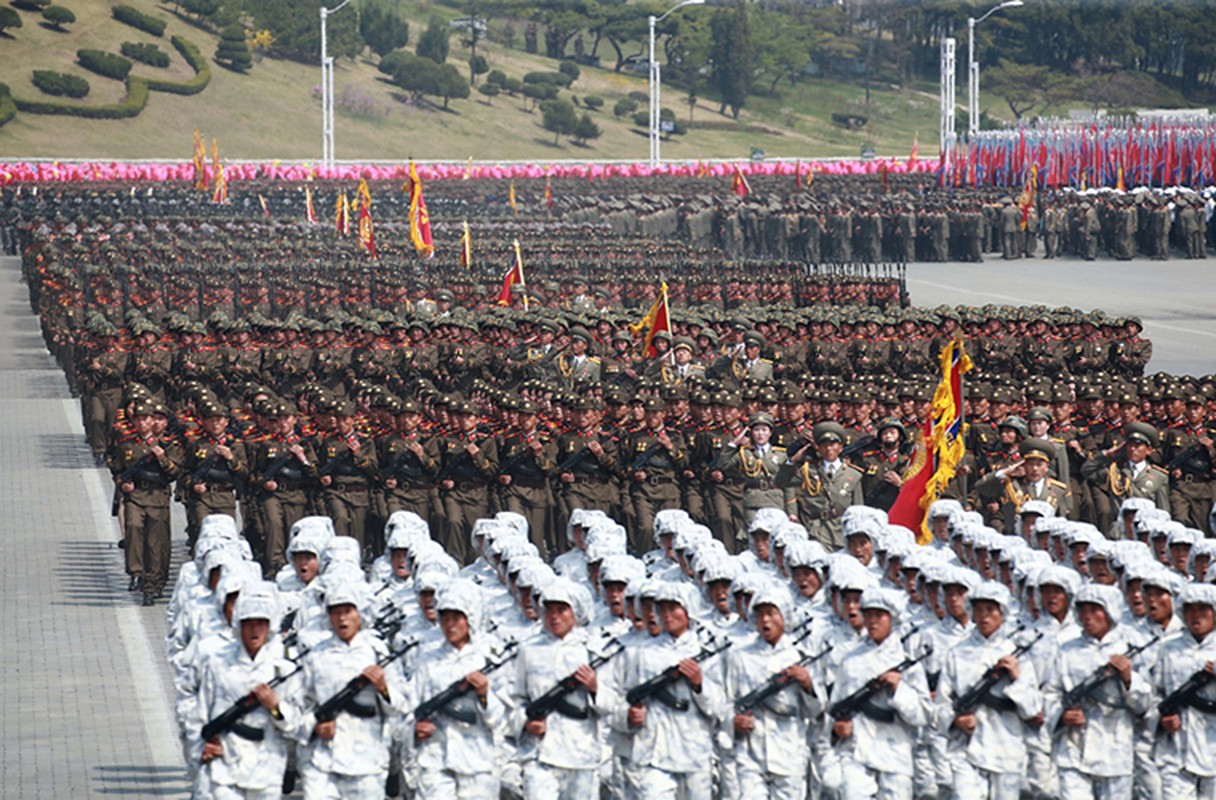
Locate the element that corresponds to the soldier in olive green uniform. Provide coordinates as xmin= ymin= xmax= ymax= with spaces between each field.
xmin=859 ymin=418 xmax=909 ymax=512
xmin=497 ymin=400 xmax=557 ymax=554
xmin=554 ymin=396 xmax=622 ymax=543
xmin=247 ymin=403 xmax=317 ymax=575
xmin=110 ymin=400 xmax=183 ymax=606
xmin=974 ymin=438 xmax=1073 ymax=534
xmin=716 ymin=413 xmax=793 ymax=533
xmin=181 ymin=398 xmax=247 ymax=553
xmin=437 ymin=400 xmax=499 ymax=564
xmin=316 ymin=400 xmax=379 ymax=555
xmin=377 ymin=398 xmax=441 ymax=524
xmin=623 ymin=397 xmax=687 ymax=554
xmin=699 ymin=392 xmax=748 ymax=549
xmin=1081 ymin=421 xmax=1171 ymax=521
xmin=777 ymin=422 xmax=863 ymax=552
xmin=1161 ymin=393 xmax=1215 ymax=534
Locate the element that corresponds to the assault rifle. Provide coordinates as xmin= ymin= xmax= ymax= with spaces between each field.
xmin=317 ymin=448 xmax=355 ymax=479
xmin=1057 ymin=635 xmax=1158 ymax=720
xmin=201 ymin=644 xmax=313 ymax=742
xmin=733 ymin=623 xmax=825 ymax=714
xmin=828 ymin=646 xmax=934 ymax=727
xmin=953 ymin=631 xmax=1043 ymax=716
xmin=557 ymin=445 xmax=591 ymax=474
xmin=625 ymin=636 xmax=733 ymax=709
xmin=1159 ymin=666 xmax=1216 ymax=718
xmin=117 ymin=452 xmax=157 ymax=484
xmin=313 ymin=637 xmax=422 ymax=726
xmin=413 ymin=640 xmax=520 ymax=722
xmin=525 ymin=637 xmax=625 ymax=721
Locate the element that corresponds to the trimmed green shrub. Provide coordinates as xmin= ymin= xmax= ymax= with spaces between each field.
xmin=112 ymin=5 xmax=165 ymax=37
xmin=14 ymin=75 xmax=149 ymax=118
xmin=524 ymin=71 xmax=572 ymax=88
xmin=582 ymin=94 xmax=604 ymax=111
xmin=77 ymin=49 xmax=133 ymax=80
xmin=11 ymin=0 xmax=49 ymax=11
xmin=141 ymin=36 xmax=209 ymax=95
xmin=214 ymin=24 xmax=251 ymax=72
xmin=121 ymin=42 xmax=170 ymax=68
xmin=42 ymin=5 xmax=75 ymax=30
xmin=32 ymin=70 xmax=89 ymax=98
xmin=558 ymin=60 xmax=580 ymax=82
xmin=485 ymin=69 xmax=507 ymax=87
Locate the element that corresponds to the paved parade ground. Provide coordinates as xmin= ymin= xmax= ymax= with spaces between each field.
xmin=0 ymin=251 xmax=1213 ymax=797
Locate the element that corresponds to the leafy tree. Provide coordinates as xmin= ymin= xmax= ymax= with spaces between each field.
xmin=181 ymin=0 xmax=220 ymax=20
xmin=572 ymin=111 xmax=601 ymax=145
xmin=558 ymin=60 xmax=580 ymax=82
xmin=710 ymin=5 xmax=753 ymax=119
xmin=41 ymin=5 xmax=75 ymax=31
xmin=613 ymin=97 xmax=638 ymax=118
xmin=215 ymin=24 xmax=252 ymax=72
xmin=416 ymin=15 xmax=450 ymax=64
xmin=391 ymin=51 xmax=440 ymax=99
xmin=434 ymin=63 xmax=469 ymax=109
xmin=360 ymin=3 xmax=408 ymax=59
xmin=540 ymin=97 xmax=577 ymax=144
xmin=232 ymin=0 xmax=359 ymax=63
xmin=581 ymin=94 xmax=603 ymax=111
xmin=0 ymin=6 xmax=23 ymax=34
xmin=521 ymin=81 xmax=555 ymax=110
xmin=485 ymin=69 xmax=507 ymax=87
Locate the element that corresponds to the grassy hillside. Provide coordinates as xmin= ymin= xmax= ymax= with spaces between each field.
xmin=0 ymin=0 xmax=939 ymax=162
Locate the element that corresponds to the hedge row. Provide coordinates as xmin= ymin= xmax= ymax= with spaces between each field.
xmin=142 ymin=36 xmax=210 ymax=95
xmin=121 ymin=42 xmax=170 ymax=68
xmin=31 ymin=70 xmax=90 ymax=98
xmin=77 ymin=49 xmax=133 ymax=80
xmin=14 ymin=76 xmax=149 ymax=119
xmin=112 ymin=4 xmax=165 ymax=37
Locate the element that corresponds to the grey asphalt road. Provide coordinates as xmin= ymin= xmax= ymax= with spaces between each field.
xmin=905 ymin=255 xmax=1216 ymax=376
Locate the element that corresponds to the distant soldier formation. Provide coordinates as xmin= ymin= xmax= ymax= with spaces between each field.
xmin=4 ymin=174 xmax=1216 ymax=799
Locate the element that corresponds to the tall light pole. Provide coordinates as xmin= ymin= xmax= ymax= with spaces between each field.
xmin=940 ymin=37 xmax=956 ymax=171
xmin=321 ymin=0 xmax=353 ymax=170
xmin=649 ymin=0 xmax=704 ymax=169
xmin=968 ymin=0 xmax=1022 ymax=140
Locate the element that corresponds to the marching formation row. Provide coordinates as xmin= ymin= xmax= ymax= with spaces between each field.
xmin=169 ymin=496 xmax=1216 ymax=800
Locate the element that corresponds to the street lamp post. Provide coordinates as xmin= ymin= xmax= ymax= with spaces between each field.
xmin=968 ymin=0 xmax=1023 ymax=140
xmin=649 ymin=0 xmax=704 ymax=169
xmin=321 ymin=0 xmax=353 ymax=170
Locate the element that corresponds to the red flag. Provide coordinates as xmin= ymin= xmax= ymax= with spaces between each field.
xmin=407 ymin=159 xmax=434 ymax=257
xmin=888 ymin=339 xmax=972 ymax=543
xmin=907 ymin=132 xmax=919 ymax=168
xmin=793 ymin=160 xmax=803 ymax=190
xmin=544 ymin=175 xmax=554 ymax=210
xmin=305 ymin=185 xmax=317 ymax=224
xmin=887 ymin=422 xmax=934 ymax=538
xmin=497 ymin=239 xmax=526 ymax=307
xmin=629 ymin=282 xmax=671 ymax=358
xmin=731 ymin=166 xmax=750 ymax=197
xmin=258 ymin=194 xmax=270 ymax=217
xmin=356 ymin=179 xmax=376 ymax=259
